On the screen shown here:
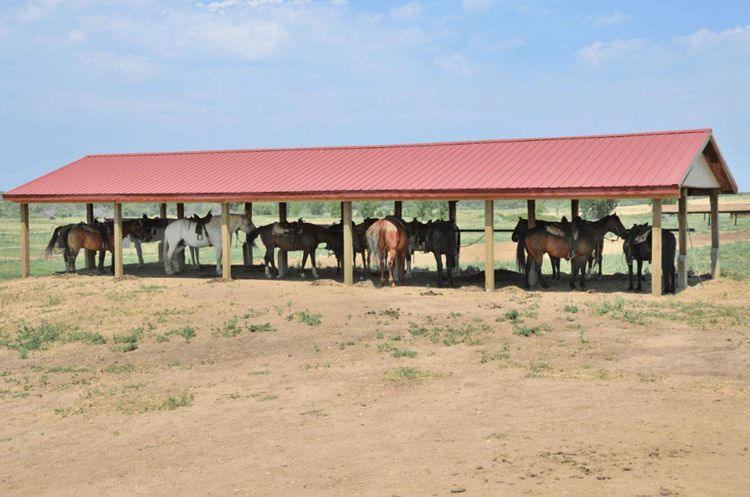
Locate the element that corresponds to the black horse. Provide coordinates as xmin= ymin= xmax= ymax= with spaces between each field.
xmin=623 ymin=223 xmax=676 ymax=293
xmin=425 ymin=220 xmax=461 ymax=287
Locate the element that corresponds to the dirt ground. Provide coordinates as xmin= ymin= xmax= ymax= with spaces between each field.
xmin=1 ymin=268 xmax=749 ymax=497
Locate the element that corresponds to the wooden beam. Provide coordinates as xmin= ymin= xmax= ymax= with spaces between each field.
xmin=448 ymin=201 xmax=457 ymax=224
xmin=176 ymin=203 xmax=185 ymax=271
xmin=159 ymin=203 xmax=167 ymax=218
xmin=710 ymin=190 xmax=720 ymax=279
xmin=651 ymin=199 xmax=662 ymax=296
xmin=571 ymin=199 xmax=579 ymax=220
xmin=157 ymin=203 xmax=168 ymax=262
xmin=114 ymin=203 xmax=123 ymax=278
xmin=278 ymin=202 xmax=288 ymax=275
xmin=221 ymin=203 xmax=231 ymax=280
xmin=85 ymin=203 xmax=95 ymax=269
xmin=677 ymin=190 xmax=688 ymax=289
xmin=484 ymin=200 xmax=494 ymax=291
xmin=343 ymin=201 xmax=354 ymax=286
xmin=527 ymin=200 xmax=536 ymax=228
xmin=20 ymin=204 xmax=30 ymax=278
xmin=243 ymin=202 xmax=253 ymax=266
xmin=394 ymin=201 xmax=403 ymax=218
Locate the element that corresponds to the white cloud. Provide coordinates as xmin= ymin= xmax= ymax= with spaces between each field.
xmin=674 ymin=24 xmax=750 ymax=47
xmin=576 ymin=38 xmax=647 ymax=65
xmin=390 ymin=2 xmax=424 ymax=20
xmin=582 ymin=12 xmax=631 ymax=28
xmin=66 ymin=29 xmax=87 ymax=45
xmin=462 ymin=0 xmax=496 ymax=11
xmin=78 ymin=51 xmax=157 ymax=81
xmin=15 ymin=0 xmax=63 ymax=23
xmin=192 ymin=20 xmax=288 ymax=60
xmin=434 ymin=53 xmax=476 ymax=77
xmin=329 ymin=0 xmax=347 ymax=5
xmin=470 ymin=33 xmax=522 ymax=51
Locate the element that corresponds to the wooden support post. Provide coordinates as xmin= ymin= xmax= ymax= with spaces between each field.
xmin=243 ymin=202 xmax=253 ymax=266
xmin=278 ymin=202 xmax=288 ymax=275
xmin=176 ymin=203 xmax=185 ymax=271
xmin=114 ymin=203 xmax=123 ymax=278
xmin=85 ymin=203 xmax=95 ymax=269
xmin=158 ymin=203 xmax=168 ymax=262
xmin=527 ymin=200 xmax=536 ymax=228
xmin=340 ymin=201 xmax=344 ymax=223
xmin=677 ymin=190 xmax=688 ymax=289
xmin=484 ymin=200 xmax=494 ymax=291
xmin=394 ymin=201 xmax=403 ymax=218
xmin=343 ymin=201 xmax=354 ymax=286
xmin=221 ymin=203 xmax=231 ymax=280
xmin=20 ymin=204 xmax=30 ymax=278
xmin=710 ymin=190 xmax=720 ymax=279
xmin=448 ymin=201 xmax=457 ymax=223
xmin=651 ymin=199 xmax=662 ymax=296
xmin=571 ymin=199 xmax=579 ymax=220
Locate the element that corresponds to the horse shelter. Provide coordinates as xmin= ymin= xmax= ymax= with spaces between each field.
xmin=3 ymin=128 xmax=738 ymax=295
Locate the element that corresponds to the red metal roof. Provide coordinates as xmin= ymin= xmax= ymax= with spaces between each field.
xmin=3 ymin=129 xmax=737 ymax=203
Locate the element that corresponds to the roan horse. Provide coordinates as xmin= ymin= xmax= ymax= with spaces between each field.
xmin=623 ymin=223 xmax=676 ymax=293
xmin=248 ymin=220 xmax=342 ymax=279
xmin=521 ymin=214 xmax=628 ymax=290
xmin=162 ymin=213 xmax=254 ymax=276
xmin=366 ymin=217 xmax=410 ymax=287
xmin=44 ymin=219 xmax=146 ymax=273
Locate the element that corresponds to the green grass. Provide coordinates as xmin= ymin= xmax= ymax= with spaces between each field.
xmin=111 ymin=327 xmax=144 ymax=352
xmin=117 ymin=391 xmax=194 ymax=414
xmin=408 ymin=319 xmax=492 ymax=346
xmin=287 ymin=309 xmax=322 ymax=327
xmin=386 ymin=366 xmax=430 ymax=382
xmin=0 ymin=321 xmax=108 ymax=358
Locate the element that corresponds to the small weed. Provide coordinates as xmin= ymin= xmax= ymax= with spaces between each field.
xmin=387 ymin=366 xmax=429 ymax=382
xmin=170 ymin=326 xmax=196 ymax=343
xmin=249 ymin=323 xmax=275 ymax=333
xmin=391 ymin=348 xmax=417 ymax=358
xmin=384 ymin=308 xmax=401 ymax=320
xmin=104 ymin=363 xmax=136 ymax=374
xmin=111 ymin=327 xmax=143 ymax=352
xmin=504 ymin=309 xmax=520 ymax=321
xmin=527 ymin=359 xmax=552 ymax=377
xmin=480 ymin=343 xmax=511 ymax=364
xmin=512 ymin=324 xmax=544 ymax=337
xmin=300 ymin=409 xmax=327 ymax=417
xmin=563 ymin=304 xmax=579 ymax=314
xmin=214 ymin=318 xmax=243 ymax=337
xmin=288 ymin=310 xmax=322 ymax=327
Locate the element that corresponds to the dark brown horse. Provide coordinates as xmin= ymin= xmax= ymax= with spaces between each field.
xmin=521 ymin=214 xmax=627 ymax=290
xmin=512 ymin=218 xmax=562 ymax=279
xmin=366 ymin=217 xmax=410 ymax=287
xmin=45 ymin=219 xmax=146 ymax=273
xmin=248 ymin=220 xmax=342 ymax=279
xmin=623 ymin=223 xmax=676 ymax=293
xmin=328 ymin=217 xmax=378 ymax=278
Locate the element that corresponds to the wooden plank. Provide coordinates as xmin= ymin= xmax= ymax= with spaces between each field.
xmin=394 ymin=201 xmax=403 ymax=218
xmin=527 ymin=200 xmax=536 ymax=228
xmin=176 ymin=203 xmax=185 ymax=270
xmin=571 ymin=199 xmax=579 ymax=219
xmin=114 ymin=203 xmax=123 ymax=278
xmin=448 ymin=201 xmax=457 ymax=224
xmin=222 ymin=203 xmax=231 ymax=280
xmin=159 ymin=203 xmax=167 ymax=218
xmin=343 ymin=201 xmax=353 ymax=286
xmin=710 ymin=191 xmax=720 ymax=278
xmin=651 ymin=199 xmax=662 ymax=296
xmin=677 ymin=190 xmax=688 ymax=289
xmin=85 ymin=203 xmax=95 ymax=269
xmin=20 ymin=204 xmax=30 ymax=278
xmin=243 ymin=202 xmax=253 ymax=266
xmin=484 ymin=200 xmax=494 ymax=291
xmin=278 ymin=202 xmax=288 ymax=275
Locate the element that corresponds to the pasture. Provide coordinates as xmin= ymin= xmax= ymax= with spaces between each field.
xmin=1 ymin=198 xmax=749 ymax=496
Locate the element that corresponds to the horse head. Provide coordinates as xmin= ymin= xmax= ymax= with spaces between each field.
xmin=511 ymin=217 xmax=527 ymax=242
xmin=606 ymin=213 xmax=629 ymax=238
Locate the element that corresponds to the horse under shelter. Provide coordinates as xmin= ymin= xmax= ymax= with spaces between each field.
xmin=3 ymin=128 xmax=738 ymax=295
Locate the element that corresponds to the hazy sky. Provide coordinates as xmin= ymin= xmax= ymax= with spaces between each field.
xmin=1 ymin=0 xmax=748 ymax=191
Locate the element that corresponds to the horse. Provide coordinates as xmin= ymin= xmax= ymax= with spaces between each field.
xmin=424 ymin=220 xmax=461 ymax=287
xmin=248 ymin=220 xmax=342 ymax=279
xmin=44 ymin=219 xmax=146 ymax=274
xmin=512 ymin=218 xmax=562 ymax=279
xmin=137 ymin=215 xmax=203 ymax=270
xmin=521 ymin=214 xmax=628 ymax=290
xmin=623 ymin=223 xmax=676 ymax=293
xmin=162 ymin=213 xmax=254 ymax=276
xmin=366 ymin=217 xmax=410 ymax=287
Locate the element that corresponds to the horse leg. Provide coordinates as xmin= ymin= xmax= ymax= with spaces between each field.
xmin=97 ymin=249 xmax=105 ymax=274
xmin=636 ymin=260 xmax=643 ymax=292
xmin=536 ymin=257 xmax=548 ymax=289
xmin=569 ymin=259 xmax=578 ymax=290
xmin=406 ymin=251 xmax=412 ymax=280
xmin=277 ymin=250 xmax=286 ymax=279
xmin=434 ymin=251 xmax=443 ymax=287
xmin=524 ymin=259 xmax=533 ymax=290
xmin=579 ymin=259 xmax=586 ymax=289
xmin=310 ymin=249 xmax=319 ymax=279
xmin=135 ymin=240 xmax=144 ymax=268
xmin=110 ymin=249 xmax=115 ymax=274
xmin=627 ymin=261 xmax=634 ymax=291
xmin=447 ymin=253 xmax=455 ymax=288
xmin=379 ymin=251 xmax=386 ymax=287
xmin=554 ymin=257 xmax=561 ymax=280
xmin=215 ymin=243 xmax=222 ymax=276
xmin=387 ymin=249 xmax=397 ymax=287
xmin=300 ymin=249 xmax=309 ymax=279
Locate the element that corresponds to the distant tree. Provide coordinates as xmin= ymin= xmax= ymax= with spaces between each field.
xmin=357 ymin=201 xmax=378 ymax=218
xmin=581 ymin=199 xmax=618 ymax=219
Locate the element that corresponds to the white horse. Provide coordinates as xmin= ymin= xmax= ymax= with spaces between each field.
xmin=131 ymin=218 xmax=201 ymax=270
xmin=163 ymin=213 xmax=255 ymax=276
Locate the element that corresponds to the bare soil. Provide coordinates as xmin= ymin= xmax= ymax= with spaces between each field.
xmin=0 ymin=269 xmax=748 ymax=497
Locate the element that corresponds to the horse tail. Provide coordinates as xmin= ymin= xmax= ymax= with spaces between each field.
xmin=366 ymin=224 xmax=381 ymax=271
xmin=515 ymin=232 xmax=526 ymax=274
xmin=247 ymin=226 xmax=262 ymax=246
xmin=44 ymin=225 xmax=69 ymax=258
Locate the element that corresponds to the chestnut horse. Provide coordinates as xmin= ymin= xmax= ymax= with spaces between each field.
xmin=45 ymin=220 xmax=146 ymax=274
xmin=366 ymin=217 xmax=410 ymax=287
xmin=521 ymin=214 xmax=627 ymax=290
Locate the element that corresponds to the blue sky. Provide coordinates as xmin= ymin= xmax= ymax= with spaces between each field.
xmin=1 ymin=0 xmax=748 ymax=191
